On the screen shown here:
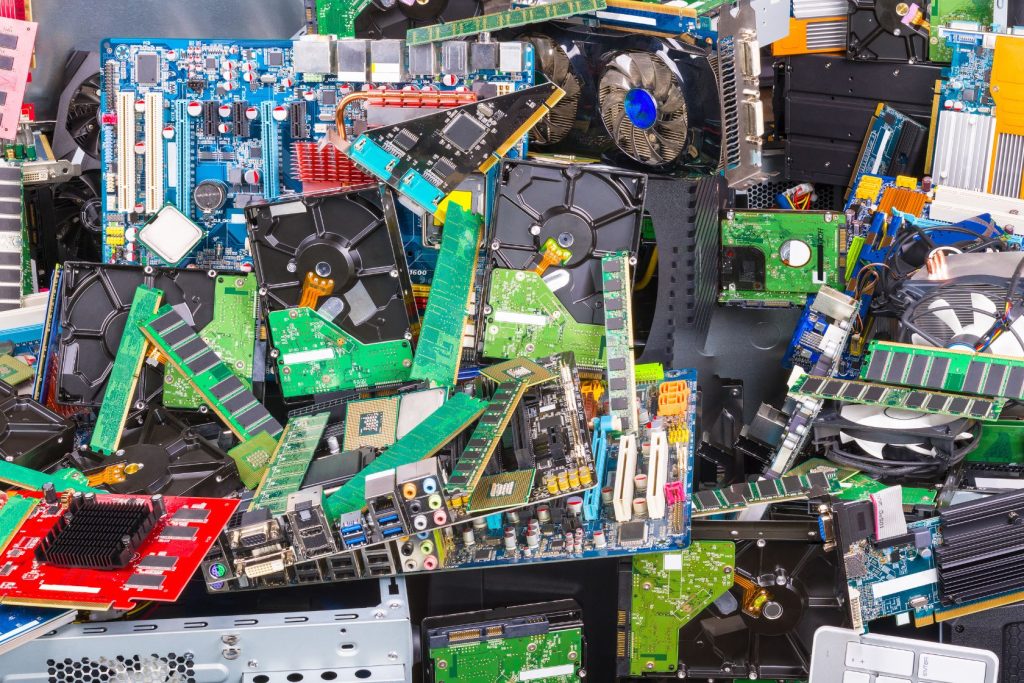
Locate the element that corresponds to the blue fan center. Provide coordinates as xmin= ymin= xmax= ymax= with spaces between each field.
xmin=624 ymin=88 xmax=658 ymax=129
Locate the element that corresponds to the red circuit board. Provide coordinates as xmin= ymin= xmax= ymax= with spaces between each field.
xmin=0 ymin=491 xmax=239 ymax=610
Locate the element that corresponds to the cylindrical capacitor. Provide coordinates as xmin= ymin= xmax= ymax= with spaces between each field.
xmin=593 ymin=530 xmax=607 ymax=548
xmin=505 ymin=510 xmax=520 ymax=525
xmin=601 ymin=487 xmax=614 ymax=504
xmin=563 ymin=534 xmax=573 ymax=553
xmin=462 ymin=528 xmax=475 ymax=546
xmin=472 ymin=516 xmax=488 ymax=530
xmin=632 ymin=497 xmax=648 ymax=517
xmin=634 ymin=473 xmax=648 ymax=494
xmin=503 ymin=527 xmax=517 ymax=550
xmin=526 ymin=530 xmax=540 ymax=548
xmin=545 ymin=474 xmax=559 ymax=495
xmin=556 ymin=472 xmax=570 ymax=492
xmin=566 ymin=496 xmax=584 ymax=516
xmin=528 ymin=519 xmax=540 ymax=534
xmin=326 ymin=436 xmax=341 ymax=454
xmin=578 ymin=467 xmax=592 ymax=486
xmin=537 ymin=505 xmax=551 ymax=523
xmin=567 ymin=469 xmax=580 ymax=489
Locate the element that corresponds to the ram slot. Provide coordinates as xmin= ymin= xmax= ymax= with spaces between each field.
xmin=645 ymin=428 xmax=669 ymax=520
xmin=174 ymin=100 xmax=193 ymax=216
xmin=612 ymin=433 xmax=637 ymax=522
xmin=260 ymin=100 xmax=281 ymax=201
xmin=116 ymin=91 xmax=137 ymax=213
xmin=144 ymin=92 xmax=165 ymax=214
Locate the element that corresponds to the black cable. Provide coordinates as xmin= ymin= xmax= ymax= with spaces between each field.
xmin=823 ymin=422 xmax=980 ymax=480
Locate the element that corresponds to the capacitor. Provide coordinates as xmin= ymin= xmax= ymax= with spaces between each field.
xmin=545 ymin=474 xmax=558 ymax=495
xmin=525 ymin=530 xmax=540 ymax=548
xmin=245 ymin=106 xmax=260 ymax=120
xmin=187 ymin=101 xmax=203 ymax=117
xmin=527 ymin=518 xmax=540 ymax=534
xmin=243 ymin=71 xmax=257 ymax=84
xmin=921 ymin=176 xmax=933 ymax=192
xmin=217 ymin=123 xmax=232 ymax=135
xmin=162 ymin=125 xmax=175 ymax=140
xmin=133 ymin=141 xmax=146 ymax=155
xmin=578 ymin=467 xmax=592 ymax=486
xmin=462 ymin=528 xmax=475 ymax=546
xmin=151 ymin=494 xmax=166 ymax=516
xmin=634 ymin=473 xmax=648 ymax=494
xmin=566 ymin=496 xmax=584 ymax=516
xmin=593 ymin=530 xmax=607 ymax=548
xmin=537 ymin=505 xmax=551 ymax=523
xmin=567 ymin=469 xmax=580 ymax=489
xmin=601 ymin=487 xmax=614 ymax=504
xmin=218 ymin=103 xmax=232 ymax=118
xmin=505 ymin=510 xmax=520 ymax=525
xmin=303 ymin=90 xmax=317 ymax=101
xmin=326 ymin=436 xmax=341 ymax=454
xmin=472 ymin=516 xmax=488 ymax=530
xmin=503 ymin=527 xmax=517 ymax=550
xmin=556 ymin=472 xmax=570 ymax=492
xmin=134 ymin=98 xmax=146 ymax=113
xmin=272 ymin=105 xmax=289 ymax=122
xmin=42 ymin=482 xmax=57 ymax=505
xmin=243 ymin=169 xmax=261 ymax=185
xmin=632 ymin=498 xmax=648 ymax=517
xmin=563 ymin=534 xmax=574 ymax=553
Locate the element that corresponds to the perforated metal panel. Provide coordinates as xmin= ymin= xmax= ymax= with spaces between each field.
xmin=739 ymin=181 xmax=841 ymax=210
xmin=0 ymin=579 xmax=411 ymax=683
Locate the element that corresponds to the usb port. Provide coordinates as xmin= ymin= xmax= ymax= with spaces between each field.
xmin=377 ymin=513 xmax=399 ymax=525
xmin=382 ymin=526 xmax=403 ymax=538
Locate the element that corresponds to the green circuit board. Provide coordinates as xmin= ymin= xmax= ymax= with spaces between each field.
xmin=407 ymin=0 xmax=606 ymax=45
xmin=90 ymin=285 xmax=164 ymax=456
xmin=412 ymin=204 xmax=482 ymax=388
xmin=928 ymin=0 xmax=993 ymax=62
xmin=429 ymin=626 xmax=583 ymax=683
xmin=719 ymin=211 xmax=844 ymax=307
xmin=228 ymin=431 xmax=279 ymax=490
xmin=628 ymin=542 xmax=735 ymax=676
xmin=483 ymin=268 xmax=606 ymax=369
xmin=250 ymin=413 xmax=330 ymax=515
xmin=0 ymin=355 xmax=33 ymax=386
xmin=269 ymin=306 xmax=413 ymax=398
xmin=164 ymin=274 xmax=258 ymax=409
xmin=313 ymin=0 xmax=373 ymax=38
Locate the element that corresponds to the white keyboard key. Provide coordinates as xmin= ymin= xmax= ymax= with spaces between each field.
xmin=843 ymin=672 xmax=870 ymax=683
xmin=919 ymin=653 xmax=988 ymax=682
xmin=845 ymin=642 xmax=915 ymax=676
xmin=877 ymin=677 xmax=911 ymax=683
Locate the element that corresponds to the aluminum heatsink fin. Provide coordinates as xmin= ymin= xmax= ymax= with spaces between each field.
xmin=932 ymin=111 xmax=995 ymax=192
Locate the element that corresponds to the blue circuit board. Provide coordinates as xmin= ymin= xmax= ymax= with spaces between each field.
xmin=851 ymin=105 xmax=927 ymax=182
xmin=100 ymin=38 xmax=534 ymax=270
xmin=844 ymin=517 xmax=941 ymax=631
xmin=0 ymin=606 xmax=76 ymax=656
xmin=939 ymin=27 xmax=996 ymax=114
xmin=440 ymin=369 xmax=697 ymax=570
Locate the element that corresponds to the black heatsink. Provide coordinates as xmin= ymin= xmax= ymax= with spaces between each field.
xmin=35 ymin=494 xmax=159 ymax=570
xmin=935 ymin=489 xmax=1024 ymax=606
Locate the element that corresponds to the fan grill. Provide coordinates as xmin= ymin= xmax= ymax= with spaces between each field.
xmin=598 ymin=52 xmax=688 ymax=166
xmin=528 ymin=37 xmax=580 ymax=146
xmin=66 ymin=73 xmax=101 ymax=158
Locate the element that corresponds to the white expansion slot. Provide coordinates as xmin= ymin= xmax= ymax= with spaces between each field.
xmin=645 ymin=428 xmax=669 ymax=520
xmin=116 ymin=91 xmax=137 ymax=213
xmin=612 ymin=433 xmax=638 ymax=522
xmin=144 ymin=92 xmax=164 ymax=214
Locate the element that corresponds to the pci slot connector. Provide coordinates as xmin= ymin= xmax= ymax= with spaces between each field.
xmin=116 ymin=91 xmax=137 ymax=213
xmin=144 ymin=92 xmax=164 ymax=214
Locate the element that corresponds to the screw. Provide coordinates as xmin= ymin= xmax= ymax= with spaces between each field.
xmin=222 ymin=635 xmax=239 ymax=646
xmin=756 ymin=538 xmax=766 ymax=547
xmin=222 ymin=648 xmax=240 ymax=660
xmin=527 ymin=643 xmax=538 ymax=652
xmin=247 ymin=660 xmax=259 ymax=669
xmin=438 ymin=660 xmax=448 ymax=670
xmin=388 ymin=651 xmax=399 ymax=661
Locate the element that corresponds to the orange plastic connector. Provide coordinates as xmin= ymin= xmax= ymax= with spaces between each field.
xmin=533 ymin=237 xmax=572 ymax=276
xmin=299 ymin=272 xmax=334 ymax=309
xmin=657 ymin=380 xmax=689 ymax=417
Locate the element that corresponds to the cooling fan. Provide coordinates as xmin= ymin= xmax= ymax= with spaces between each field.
xmin=527 ymin=35 xmax=583 ymax=146
xmin=676 ymin=538 xmax=847 ymax=679
xmin=814 ymin=402 xmax=980 ymax=480
xmin=51 ymin=51 xmax=101 ymax=171
xmin=246 ymin=187 xmax=417 ymax=345
xmin=597 ymin=38 xmax=720 ymax=174
xmin=898 ymin=254 xmax=1024 ymax=358
xmin=73 ymin=409 xmax=241 ymax=497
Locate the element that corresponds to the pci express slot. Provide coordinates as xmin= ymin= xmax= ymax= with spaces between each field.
xmin=612 ymin=433 xmax=638 ymax=522
xmin=250 ymin=413 xmax=330 ymax=515
xmin=583 ymin=415 xmax=615 ymax=520
xmin=864 ymin=341 xmax=1024 ymax=402
xmin=793 ymin=374 xmax=1004 ymax=420
xmin=89 ymin=286 xmax=163 ymax=455
xmin=260 ymin=101 xmax=281 ymax=201
xmin=144 ymin=92 xmax=164 ymax=214
xmin=116 ymin=91 xmax=137 ymax=212
xmin=141 ymin=305 xmax=283 ymax=441
xmin=602 ymin=253 xmax=637 ymax=434
xmin=716 ymin=0 xmax=767 ymax=189
xmin=692 ymin=472 xmax=837 ymax=517
xmin=933 ymin=490 xmax=1024 ymax=611
xmin=174 ymin=99 xmax=193 ymax=216
xmin=323 ymin=392 xmax=487 ymax=520
xmin=445 ymin=380 xmax=530 ymax=496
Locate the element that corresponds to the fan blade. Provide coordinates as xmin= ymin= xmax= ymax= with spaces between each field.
xmin=927 ymin=299 xmax=964 ymax=336
xmin=633 ymin=54 xmax=658 ymax=92
xmin=852 ymin=438 xmax=887 ymax=459
xmin=68 ymin=116 xmax=95 ymax=141
xmin=989 ymin=325 xmax=1024 ymax=357
xmin=971 ymin=292 xmax=998 ymax=329
xmin=659 ymin=85 xmax=686 ymax=113
xmin=602 ymin=68 xmax=634 ymax=95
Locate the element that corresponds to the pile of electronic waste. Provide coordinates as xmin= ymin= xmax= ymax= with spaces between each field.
xmin=0 ymin=0 xmax=1019 ymax=679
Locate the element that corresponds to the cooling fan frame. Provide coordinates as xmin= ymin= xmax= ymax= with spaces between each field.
xmin=246 ymin=186 xmax=418 ymax=346
xmin=521 ymin=26 xmax=720 ymax=175
xmin=51 ymin=51 xmax=101 ymax=171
